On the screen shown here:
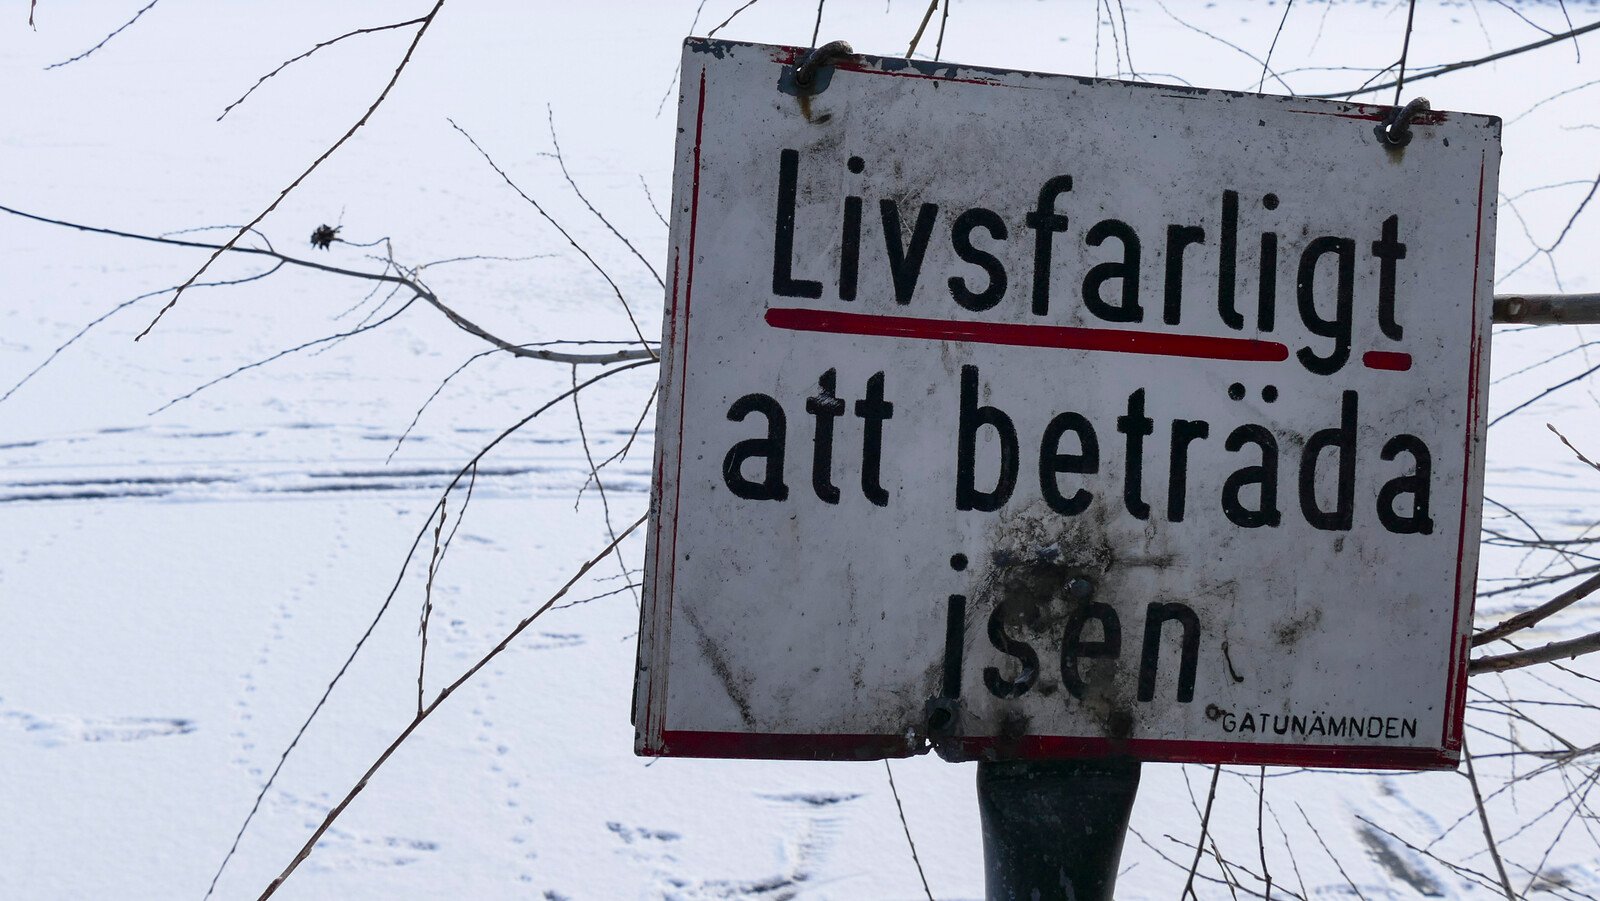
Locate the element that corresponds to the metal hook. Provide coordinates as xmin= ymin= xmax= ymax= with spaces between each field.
xmin=1374 ymin=96 xmax=1430 ymax=148
xmin=793 ymin=40 xmax=854 ymax=94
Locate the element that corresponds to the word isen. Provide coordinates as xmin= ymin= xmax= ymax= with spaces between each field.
xmin=771 ymin=149 xmax=1411 ymax=377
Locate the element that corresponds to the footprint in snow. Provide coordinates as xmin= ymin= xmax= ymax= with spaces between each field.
xmin=0 ymin=707 xmax=195 ymax=747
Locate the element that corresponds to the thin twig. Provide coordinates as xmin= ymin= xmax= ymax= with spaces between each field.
xmin=883 ymin=760 xmax=935 ymax=901
xmin=1354 ymin=815 xmax=1508 ymax=895
xmin=202 ymin=360 xmax=653 ymax=899
xmin=1183 ymin=764 xmax=1222 ymax=900
xmin=1257 ymin=766 xmax=1272 ymax=899
xmin=134 ymin=0 xmax=446 ymax=340
xmin=1555 ymin=0 xmax=1582 ymax=60
xmin=0 ymin=204 xmax=655 ymax=366
xmin=151 ymin=297 xmax=418 ymax=414
xmin=0 ymin=261 xmax=284 ymax=407
xmin=906 ymin=0 xmax=939 ymax=58
xmin=549 ymin=580 xmax=643 ymax=611
xmin=218 ymin=17 xmax=427 ymax=120
xmin=1154 ymin=0 xmax=1296 ymax=94
xmin=1473 ymin=570 xmax=1600 ymax=647
xmin=546 ymin=107 xmax=664 ymax=288
xmin=1308 ymin=18 xmax=1600 ymax=99
xmin=1464 ymin=739 xmax=1518 ymax=899
xmin=1258 ymin=0 xmax=1295 ymax=94
xmin=1491 ymin=357 xmax=1600 ymax=428
xmin=578 ymin=383 xmax=658 ymax=503
xmin=706 ymin=0 xmax=764 ymax=38
xmin=1471 ymin=627 xmax=1600 ymax=673
xmin=640 ymin=176 xmax=669 ymax=228
xmin=418 ymin=462 xmax=477 ymax=714
xmin=418 ymin=498 xmax=447 ymax=714
xmin=571 ymin=365 xmax=638 ymax=606
xmin=1391 ymin=0 xmax=1419 ymax=107
xmin=257 ymin=514 xmax=648 ymax=899
xmin=1295 ymin=803 xmax=1366 ymax=900
xmin=450 ymin=119 xmax=655 ymax=357
xmin=45 ymin=0 xmax=161 ymax=69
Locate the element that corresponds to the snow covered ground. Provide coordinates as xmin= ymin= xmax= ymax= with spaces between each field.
xmin=2 ymin=1 xmax=1600 ymax=898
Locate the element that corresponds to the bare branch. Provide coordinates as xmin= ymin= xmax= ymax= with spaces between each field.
xmin=883 ymin=760 xmax=935 ymax=901
xmin=1256 ymin=766 xmax=1272 ymax=899
xmin=418 ymin=493 xmax=446 ymax=714
xmin=906 ymin=0 xmax=939 ymax=58
xmin=1473 ymin=571 xmax=1600 ymax=647
xmin=1353 ymin=815 xmax=1508 ymax=895
xmin=571 ymin=365 xmax=638 ymax=606
xmin=706 ymin=0 xmax=766 ymax=38
xmin=549 ymin=579 xmax=642 ymax=611
xmin=1471 ymin=628 xmax=1600 ymax=674
xmin=1490 ymin=358 xmax=1600 ymax=427
xmin=1463 ymin=740 xmax=1518 ymax=899
xmin=0 ymin=260 xmax=284 ymax=407
xmin=45 ymin=0 xmax=161 ymax=69
xmin=257 ymin=513 xmax=648 ymax=899
xmin=1307 ymin=18 xmax=1600 ymax=99
xmin=1182 ymin=764 xmax=1222 ymax=900
xmin=640 ymin=175 xmax=669 ymax=229
xmin=546 ymin=107 xmax=664 ymax=288
xmin=134 ymin=0 xmax=446 ymax=340
xmin=203 ymin=360 xmax=653 ymax=898
xmin=218 ymin=17 xmax=428 ymax=121
xmin=1550 ymin=424 xmax=1600 ymax=475
xmin=1295 ymin=803 xmax=1366 ymax=900
xmin=449 ymin=118 xmax=656 ymax=357
xmin=578 ymin=382 xmax=658 ymax=503
xmin=151 ymin=297 xmax=418 ymax=414
xmin=1154 ymin=0 xmax=1296 ymax=94
xmin=0 ymin=204 xmax=657 ymax=365
xmin=934 ymin=0 xmax=952 ymax=61
xmin=1258 ymin=0 xmax=1296 ymax=94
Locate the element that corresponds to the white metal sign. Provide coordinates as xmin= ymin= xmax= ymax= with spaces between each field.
xmin=634 ymin=38 xmax=1499 ymax=769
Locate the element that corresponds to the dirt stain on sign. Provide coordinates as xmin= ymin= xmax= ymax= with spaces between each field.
xmin=683 ymin=605 xmax=757 ymax=728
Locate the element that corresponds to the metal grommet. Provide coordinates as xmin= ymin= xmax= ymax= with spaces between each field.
xmin=1374 ymin=96 xmax=1430 ymax=148
xmin=793 ymin=40 xmax=854 ymax=94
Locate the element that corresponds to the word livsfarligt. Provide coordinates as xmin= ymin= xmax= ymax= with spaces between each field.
xmin=714 ymin=150 xmax=1437 ymax=536
xmin=770 ymin=149 xmax=1412 ymax=378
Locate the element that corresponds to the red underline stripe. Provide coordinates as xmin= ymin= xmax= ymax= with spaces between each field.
xmin=1363 ymin=350 xmax=1414 ymax=371
xmin=766 ymin=307 xmax=1290 ymax=363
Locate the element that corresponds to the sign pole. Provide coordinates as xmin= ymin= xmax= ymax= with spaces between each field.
xmin=976 ymin=759 xmax=1142 ymax=901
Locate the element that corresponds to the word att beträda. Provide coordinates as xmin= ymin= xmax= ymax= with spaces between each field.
xmin=720 ymin=367 xmax=1434 ymax=535
xmin=771 ymin=149 xmax=1410 ymax=378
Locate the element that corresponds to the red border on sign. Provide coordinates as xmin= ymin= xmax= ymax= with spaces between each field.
xmin=1440 ymin=155 xmax=1490 ymax=754
xmin=645 ymin=42 xmax=1486 ymax=771
xmin=652 ymin=730 xmax=1458 ymax=770
xmin=644 ymin=69 xmax=710 ymax=743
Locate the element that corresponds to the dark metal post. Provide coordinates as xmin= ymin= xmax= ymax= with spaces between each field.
xmin=976 ymin=758 xmax=1142 ymax=901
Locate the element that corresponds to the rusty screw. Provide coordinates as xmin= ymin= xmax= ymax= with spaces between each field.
xmin=793 ymin=40 xmax=854 ymax=94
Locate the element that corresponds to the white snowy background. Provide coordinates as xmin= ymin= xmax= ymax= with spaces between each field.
xmin=2 ymin=1 xmax=1599 ymax=898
